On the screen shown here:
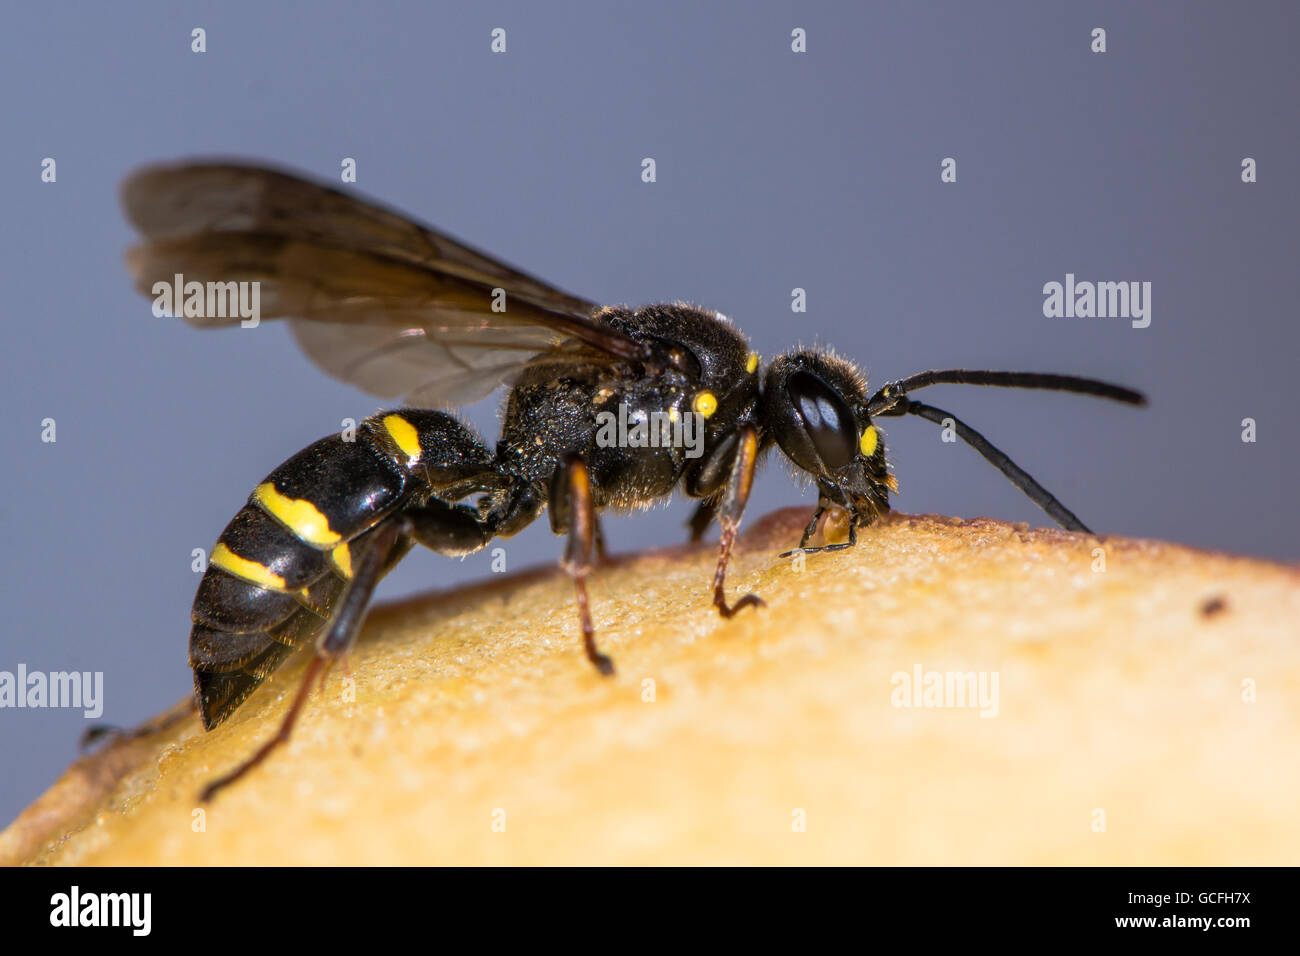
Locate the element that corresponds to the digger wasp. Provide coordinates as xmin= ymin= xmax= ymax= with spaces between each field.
xmin=119 ymin=161 xmax=1145 ymax=799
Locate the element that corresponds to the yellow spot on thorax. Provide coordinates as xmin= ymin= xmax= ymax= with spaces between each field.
xmin=253 ymin=482 xmax=341 ymax=547
xmin=860 ymin=425 xmax=879 ymax=457
xmin=211 ymin=543 xmax=287 ymax=591
xmin=746 ymin=352 xmax=760 ymax=374
xmin=382 ymin=414 xmax=422 ymax=465
xmin=693 ymin=391 xmax=718 ymax=417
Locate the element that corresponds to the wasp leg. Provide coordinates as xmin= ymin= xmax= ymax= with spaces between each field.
xmin=711 ymin=425 xmax=765 ymax=618
xmin=799 ymin=506 xmax=827 ymax=548
xmin=552 ymin=457 xmax=615 ymax=676
xmin=776 ymin=502 xmax=839 ymax=558
xmin=199 ymin=515 xmax=410 ymax=802
xmin=780 ymin=514 xmax=859 ymax=557
xmin=687 ymin=499 xmax=717 ymax=543
xmin=80 ymin=695 xmax=198 ymax=752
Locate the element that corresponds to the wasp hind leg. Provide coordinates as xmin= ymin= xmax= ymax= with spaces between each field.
xmin=199 ymin=515 xmax=411 ymax=802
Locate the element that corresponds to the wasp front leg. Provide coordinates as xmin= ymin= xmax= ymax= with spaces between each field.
xmin=779 ymin=512 xmax=860 ymax=558
xmin=711 ymin=425 xmax=765 ymax=618
xmin=778 ymin=494 xmax=864 ymax=558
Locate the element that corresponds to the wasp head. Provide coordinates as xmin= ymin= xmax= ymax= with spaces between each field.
xmin=762 ymin=349 xmax=894 ymax=526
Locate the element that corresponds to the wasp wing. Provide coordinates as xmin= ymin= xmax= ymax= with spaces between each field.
xmin=121 ymin=161 xmax=642 ymax=407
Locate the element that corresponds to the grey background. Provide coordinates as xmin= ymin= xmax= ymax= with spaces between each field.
xmin=1 ymin=1 xmax=1295 ymax=825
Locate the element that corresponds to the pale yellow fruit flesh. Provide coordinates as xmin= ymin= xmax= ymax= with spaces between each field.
xmin=4 ymin=508 xmax=1298 ymax=865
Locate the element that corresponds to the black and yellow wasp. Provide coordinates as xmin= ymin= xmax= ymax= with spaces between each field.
xmin=121 ymin=162 xmax=1144 ymax=799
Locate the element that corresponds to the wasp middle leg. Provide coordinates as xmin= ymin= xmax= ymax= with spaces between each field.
xmin=550 ymin=456 xmax=615 ymax=676
xmin=710 ymin=425 xmax=765 ymax=618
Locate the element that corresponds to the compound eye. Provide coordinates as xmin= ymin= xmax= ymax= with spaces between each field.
xmin=786 ymin=370 xmax=858 ymax=470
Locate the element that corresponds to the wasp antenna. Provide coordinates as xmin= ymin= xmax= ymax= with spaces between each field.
xmin=883 ymin=399 xmax=1091 ymax=533
xmin=867 ymin=370 xmax=1146 ymax=417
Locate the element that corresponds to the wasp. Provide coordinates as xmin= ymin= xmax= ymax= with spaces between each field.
xmin=120 ymin=162 xmax=1145 ymax=799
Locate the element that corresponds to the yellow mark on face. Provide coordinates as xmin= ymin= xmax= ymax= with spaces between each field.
xmin=211 ymin=543 xmax=287 ymax=591
xmin=253 ymin=482 xmax=341 ymax=547
xmin=859 ymin=425 xmax=879 ymax=457
xmin=382 ymin=414 xmax=422 ymax=464
xmin=331 ymin=541 xmax=353 ymax=578
xmin=693 ymin=391 xmax=718 ymax=417
xmin=668 ymin=406 xmax=680 ymax=424
xmin=746 ymin=351 xmax=760 ymax=374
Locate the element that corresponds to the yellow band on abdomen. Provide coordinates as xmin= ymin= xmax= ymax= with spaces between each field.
xmin=211 ymin=542 xmax=288 ymax=591
xmin=253 ymin=482 xmax=341 ymax=547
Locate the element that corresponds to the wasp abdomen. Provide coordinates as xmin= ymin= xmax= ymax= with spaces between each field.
xmin=252 ymin=433 xmax=413 ymax=547
xmin=189 ymin=430 xmax=415 ymax=727
xmin=189 ymin=410 xmax=500 ymax=729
